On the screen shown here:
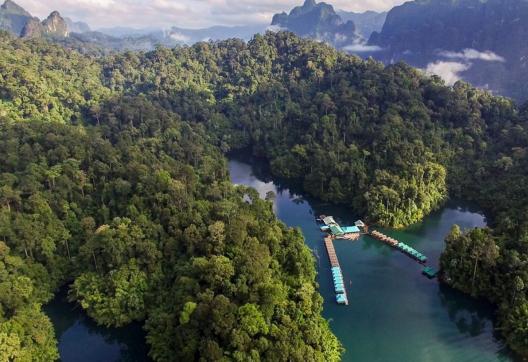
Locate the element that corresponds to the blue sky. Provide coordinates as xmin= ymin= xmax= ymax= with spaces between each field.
xmin=16 ymin=0 xmax=404 ymax=29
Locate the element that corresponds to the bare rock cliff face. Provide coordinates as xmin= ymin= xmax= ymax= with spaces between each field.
xmin=21 ymin=10 xmax=68 ymax=38
xmin=42 ymin=11 xmax=68 ymax=37
xmin=20 ymin=17 xmax=42 ymax=37
xmin=0 ymin=0 xmax=32 ymax=35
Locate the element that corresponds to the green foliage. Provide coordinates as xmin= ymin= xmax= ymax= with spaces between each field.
xmin=0 ymin=32 xmax=110 ymax=123
xmin=366 ymin=162 xmax=447 ymax=227
xmin=0 ymin=241 xmax=58 ymax=361
xmin=71 ymin=259 xmax=148 ymax=327
xmin=0 ymin=31 xmax=344 ymax=359
xmin=2 ymin=29 xmax=528 ymax=359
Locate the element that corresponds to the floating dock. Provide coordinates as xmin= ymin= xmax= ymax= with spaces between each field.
xmin=324 ymin=236 xmax=349 ymax=305
xmin=370 ymin=230 xmax=428 ymax=263
xmin=422 ymin=266 xmax=438 ymax=278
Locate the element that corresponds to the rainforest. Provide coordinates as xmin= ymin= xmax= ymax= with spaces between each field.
xmin=0 ymin=30 xmax=527 ymax=359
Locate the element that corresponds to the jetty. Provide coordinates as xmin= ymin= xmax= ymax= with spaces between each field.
xmin=324 ymin=236 xmax=348 ymax=305
xmin=369 ymin=229 xmax=428 ymax=263
xmin=317 ymin=216 xmax=368 ymax=304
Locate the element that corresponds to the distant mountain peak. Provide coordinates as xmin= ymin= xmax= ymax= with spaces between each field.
xmin=64 ymin=17 xmax=90 ymax=33
xmin=0 ymin=0 xmax=32 ymax=35
xmin=1 ymin=0 xmax=30 ymax=15
xmin=21 ymin=9 xmax=68 ymax=38
xmin=42 ymin=10 xmax=68 ymax=36
xmin=270 ymin=0 xmax=360 ymax=48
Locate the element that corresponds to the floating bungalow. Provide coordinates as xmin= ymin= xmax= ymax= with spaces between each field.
xmin=319 ymin=216 xmax=362 ymax=239
xmin=370 ymin=229 xmax=428 ymax=264
xmin=354 ymin=220 xmax=365 ymax=228
xmin=324 ymin=236 xmax=349 ymax=305
xmin=422 ymin=266 xmax=438 ymax=279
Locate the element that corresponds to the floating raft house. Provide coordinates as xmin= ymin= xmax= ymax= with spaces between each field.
xmin=422 ymin=266 xmax=438 ymax=279
xmin=342 ymin=226 xmax=360 ymax=233
xmin=324 ymin=236 xmax=349 ymax=305
xmin=319 ymin=216 xmax=361 ymax=238
xmin=329 ymin=224 xmax=345 ymax=236
xmin=370 ymin=230 xmax=428 ymax=263
xmin=354 ymin=220 xmax=365 ymax=228
xmin=322 ymin=216 xmax=337 ymax=226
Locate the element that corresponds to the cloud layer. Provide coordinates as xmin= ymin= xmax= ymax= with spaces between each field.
xmin=425 ymin=61 xmax=470 ymax=85
xmin=16 ymin=0 xmax=405 ymax=29
xmin=425 ymin=48 xmax=505 ymax=85
xmin=343 ymin=42 xmax=383 ymax=53
xmin=439 ymin=49 xmax=505 ymax=63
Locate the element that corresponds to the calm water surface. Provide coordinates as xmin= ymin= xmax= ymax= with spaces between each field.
xmin=44 ymin=155 xmax=516 ymax=362
xmin=229 ymin=157 xmax=516 ymax=362
xmin=44 ymin=289 xmax=149 ymax=362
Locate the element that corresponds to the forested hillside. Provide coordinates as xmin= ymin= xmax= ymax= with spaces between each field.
xmin=0 ymin=33 xmax=341 ymax=361
xmin=0 ymin=29 xmax=527 ymax=359
xmin=99 ymin=32 xmax=519 ymax=228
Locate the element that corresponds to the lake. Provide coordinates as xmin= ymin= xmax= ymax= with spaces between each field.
xmin=44 ymin=155 xmax=516 ymax=362
xmin=229 ymin=156 xmax=516 ymax=362
xmin=43 ymin=288 xmax=149 ymax=361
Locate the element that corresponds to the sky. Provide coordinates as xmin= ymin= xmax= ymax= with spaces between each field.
xmin=15 ymin=0 xmax=405 ymax=29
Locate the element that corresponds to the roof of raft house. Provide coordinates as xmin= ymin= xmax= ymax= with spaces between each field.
xmin=323 ymin=216 xmax=337 ymax=225
xmin=342 ymin=226 xmax=360 ymax=233
xmin=354 ymin=220 xmax=365 ymax=227
xmin=329 ymin=224 xmax=345 ymax=235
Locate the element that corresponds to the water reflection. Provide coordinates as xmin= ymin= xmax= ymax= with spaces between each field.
xmin=439 ymin=284 xmax=492 ymax=337
xmin=228 ymin=152 xmax=517 ymax=362
xmin=44 ymin=288 xmax=149 ymax=362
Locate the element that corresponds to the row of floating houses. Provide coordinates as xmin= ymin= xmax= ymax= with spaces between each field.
xmin=323 ymin=235 xmax=348 ymax=304
xmin=318 ymin=215 xmax=438 ymax=305
xmin=370 ymin=230 xmax=428 ymax=263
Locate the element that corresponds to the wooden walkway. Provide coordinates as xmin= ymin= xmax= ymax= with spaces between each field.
xmin=324 ymin=236 xmax=349 ymax=305
xmin=324 ymin=236 xmax=340 ymax=267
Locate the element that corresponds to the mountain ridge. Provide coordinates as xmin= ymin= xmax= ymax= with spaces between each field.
xmin=270 ymin=0 xmax=360 ymax=48
xmin=368 ymin=0 xmax=528 ymax=101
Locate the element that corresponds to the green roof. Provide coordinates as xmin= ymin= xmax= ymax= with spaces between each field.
xmin=422 ymin=266 xmax=437 ymax=278
xmin=329 ymin=224 xmax=344 ymax=235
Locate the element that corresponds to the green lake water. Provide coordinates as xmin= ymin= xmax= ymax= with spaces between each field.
xmin=44 ymin=155 xmax=517 ymax=362
xmin=229 ymin=157 xmax=517 ymax=362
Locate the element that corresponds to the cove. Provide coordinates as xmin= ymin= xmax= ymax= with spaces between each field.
xmin=44 ymin=288 xmax=149 ymax=362
xmin=229 ymin=156 xmax=517 ymax=362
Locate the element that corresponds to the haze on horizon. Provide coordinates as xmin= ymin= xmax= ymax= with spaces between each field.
xmin=14 ymin=0 xmax=405 ymax=29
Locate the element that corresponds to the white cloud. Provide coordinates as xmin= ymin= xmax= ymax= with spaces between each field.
xmin=14 ymin=0 xmax=406 ymax=29
xmin=169 ymin=32 xmax=191 ymax=43
xmin=343 ymin=41 xmax=382 ymax=53
xmin=266 ymin=24 xmax=286 ymax=32
xmin=425 ymin=61 xmax=469 ymax=85
xmin=425 ymin=48 xmax=505 ymax=85
xmin=439 ymin=48 xmax=505 ymax=62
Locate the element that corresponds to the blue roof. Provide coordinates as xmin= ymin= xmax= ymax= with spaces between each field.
xmin=342 ymin=226 xmax=360 ymax=233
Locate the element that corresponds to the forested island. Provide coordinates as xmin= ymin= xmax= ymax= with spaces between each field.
xmin=0 ymin=30 xmax=527 ymax=359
